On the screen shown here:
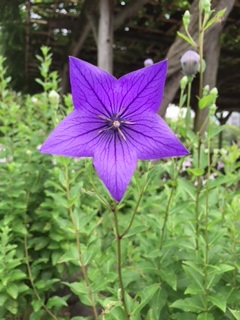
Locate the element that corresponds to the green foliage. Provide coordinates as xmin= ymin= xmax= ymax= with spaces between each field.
xmin=1 ymin=46 xmax=240 ymax=320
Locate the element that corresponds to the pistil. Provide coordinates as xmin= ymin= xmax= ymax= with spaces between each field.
xmin=97 ymin=112 xmax=135 ymax=141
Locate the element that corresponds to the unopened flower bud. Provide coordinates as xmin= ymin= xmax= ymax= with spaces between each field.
xmin=203 ymin=85 xmax=210 ymax=96
xmin=180 ymin=50 xmax=200 ymax=75
xmin=26 ymin=150 xmax=32 ymax=156
xmin=209 ymin=103 xmax=217 ymax=116
xmin=200 ymin=0 xmax=211 ymax=13
xmin=49 ymin=90 xmax=60 ymax=107
xmin=183 ymin=10 xmax=191 ymax=29
xmin=210 ymin=87 xmax=218 ymax=99
xmin=144 ymin=58 xmax=154 ymax=67
xmin=180 ymin=76 xmax=188 ymax=90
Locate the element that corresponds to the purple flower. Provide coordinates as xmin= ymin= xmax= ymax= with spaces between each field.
xmin=41 ymin=57 xmax=188 ymax=201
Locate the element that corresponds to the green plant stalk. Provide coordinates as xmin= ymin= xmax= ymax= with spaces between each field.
xmin=203 ymin=128 xmax=211 ymax=312
xmin=179 ymin=87 xmax=185 ymax=109
xmin=186 ymin=76 xmax=193 ymax=129
xmin=88 ymin=164 xmax=112 ymax=211
xmin=121 ymin=190 xmax=143 ymax=238
xmin=24 ymin=191 xmax=58 ymax=320
xmin=113 ymin=202 xmax=129 ymax=318
xmin=198 ymin=7 xmax=204 ymax=101
xmin=194 ymin=4 xmax=206 ymax=253
xmin=65 ymin=165 xmax=99 ymax=320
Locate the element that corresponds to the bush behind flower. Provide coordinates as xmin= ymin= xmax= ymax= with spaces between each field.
xmin=0 ymin=49 xmax=240 ymax=319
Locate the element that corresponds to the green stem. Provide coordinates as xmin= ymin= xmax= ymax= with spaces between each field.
xmin=160 ymin=186 xmax=175 ymax=249
xmin=121 ymin=191 xmax=143 ymax=238
xmin=194 ymin=5 xmax=206 ymax=253
xmin=65 ymin=165 xmax=99 ymax=320
xmin=113 ymin=203 xmax=129 ymax=318
xmin=198 ymin=9 xmax=204 ymax=101
xmin=203 ymin=111 xmax=211 ymax=312
xmin=186 ymin=77 xmax=193 ymax=129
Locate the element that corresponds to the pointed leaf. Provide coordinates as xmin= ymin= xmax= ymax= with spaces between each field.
xmin=177 ymin=31 xmax=196 ymax=46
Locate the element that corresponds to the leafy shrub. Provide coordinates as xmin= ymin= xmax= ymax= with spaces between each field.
xmin=0 ymin=46 xmax=240 ymax=320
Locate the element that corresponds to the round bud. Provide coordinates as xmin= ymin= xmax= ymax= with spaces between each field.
xmin=144 ymin=58 xmax=154 ymax=67
xmin=49 ymin=90 xmax=60 ymax=107
xmin=180 ymin=50 xmax=200 ymax=75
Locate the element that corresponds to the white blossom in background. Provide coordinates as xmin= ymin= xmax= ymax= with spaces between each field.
xmin=166 ymin=104 xmax=195 ymax=121
xmin=31 ymin=97 xmax=38 ymax=103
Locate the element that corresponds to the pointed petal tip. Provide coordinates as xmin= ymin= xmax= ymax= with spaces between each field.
xmin=177 ymin=146 xmax=190 ymax=157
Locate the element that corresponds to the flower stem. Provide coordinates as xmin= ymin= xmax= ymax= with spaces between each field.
xmin=186 ymin=76 xmax=193 ymax=129
xmin=112 ymin=202 xmax=129 ymax=318
xmin=65 ymin=165 xmax=99 ymax=320
xmin=121 ymin=191 xmax=143 ymax=238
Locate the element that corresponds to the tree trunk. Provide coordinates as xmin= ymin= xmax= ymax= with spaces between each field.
xmin=61 ymin=0 xmax=150 ymax=91
xmin=97 ymin=0 xmax=114 ymax=73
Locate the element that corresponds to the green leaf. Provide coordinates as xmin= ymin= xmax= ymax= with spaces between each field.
xmin=178 ymin=177 xmax=196 ymax=201
xmin=110 ymin=306 xmax=128 ymax=320
xmin=158 ymin=269 xmax=177 ymax=291
xmin=204 ymin=8 xmax=226 ymax=30
xmin=217 ymin=264 xmax=235 ymax=274
xmin=197 ymin=313 xmax=214 ymax=320
xmin=198 ymin=93 xmax=216 ymax=110
xmin=6 ymin=300 xmax=18 ymax=314
xmin=177 ymin=31 xmax=196 ymax=46
xmin=9 ymin=269 xmax=26 ymax=281
xmin=6 ymin=283 xmax=18 ymax=299
xmin=58 ymin=246 xmax=80 ymax=265
xmin=0 ymin=294 xmax=7 ymax=306
xmin=187 ymin=168 xmax=204 ymax=176
xmin=66 ymin=282 xmax=92 ymax=306
xmin=123 ymin=226 xmax=148 ymax=238
xmin=208 ymin=292 xmax=227 ymax=312
xmin=46 ymin=296 xmax=68 ymax=309
xmin=132 ymin=284 xmax=159 ymax=315
xmin=170 ymin=297 xmax=204 ymax=313
xmin=31 ymin=299 xmax=43 ymax=312
xmin=208 ymin=124 xmax=226 ymax=139
xmin=229 ymin=309 xmax=240 ymax=320
xmin=149 ymin=288 xmax=167 ymax=319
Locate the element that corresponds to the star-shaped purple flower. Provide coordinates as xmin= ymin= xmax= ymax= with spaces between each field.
xmin=41 ymin=57 xmax=188 ymax=201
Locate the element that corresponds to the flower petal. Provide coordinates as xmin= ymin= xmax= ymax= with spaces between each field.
xmin=123 ymin=113 xmax=189 ymax=159
xmin=115 ymin=60 xmax=167 ymax=116
xmin=69 ymin=57 xmax=117 ymax=117
xmin=40 ymin=110 xmax=104 ymax=157
xmin=93 ymin=135 xmax=138 ymax=202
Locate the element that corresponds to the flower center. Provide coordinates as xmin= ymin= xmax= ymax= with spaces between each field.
xmin=112 ymin=120 xmax=121 ymax=129
xmin=98 ymin=109 xmax=135 ymax=141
